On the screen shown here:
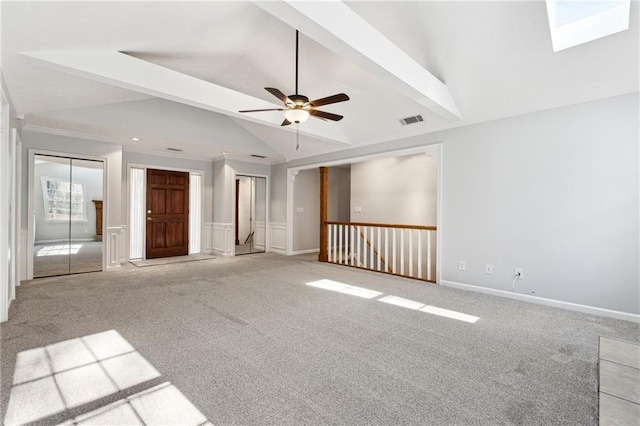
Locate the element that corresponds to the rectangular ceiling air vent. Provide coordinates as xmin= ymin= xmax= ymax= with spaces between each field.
xmin=251 ymin=154 xmax=267 ymax=159
xmin=399 ymin=115 xmax=424 ymax=126
xmin=167 ymin=147 xmax=183 ymax=152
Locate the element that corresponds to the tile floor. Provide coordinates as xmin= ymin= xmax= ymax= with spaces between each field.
xmin=598 ymin=336 xmax=640 ymax=425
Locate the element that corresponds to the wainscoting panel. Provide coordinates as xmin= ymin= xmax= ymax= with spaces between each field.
xmin=203 ymin=222 xmax=213 ymax=254
xmin=106 ymin=227 xmax=122 ymax=269
xmin=255 ymin=221 xmax=266 ymax=251
xmin=213 ymin=223 xmax=233 ymax=257
xmin=268 ymin=222 xmax=286 ymax=255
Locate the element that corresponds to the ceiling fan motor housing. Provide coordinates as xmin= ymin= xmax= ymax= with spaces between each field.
xmin=288 ymin=94 xmax=309 ymax=107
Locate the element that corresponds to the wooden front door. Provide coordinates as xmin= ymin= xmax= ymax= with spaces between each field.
xmin=146 ymin=169 xmax=189 ymax=259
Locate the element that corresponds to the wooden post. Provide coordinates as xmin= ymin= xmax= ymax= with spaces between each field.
xmin=319 ymin=166 xmax=328 ymax=262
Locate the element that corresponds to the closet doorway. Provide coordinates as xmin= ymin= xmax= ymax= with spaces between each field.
xmin=235 ymin=175 xmax=266 ymax=255
xmin=31 ymin=154 xmax=104 ymax=278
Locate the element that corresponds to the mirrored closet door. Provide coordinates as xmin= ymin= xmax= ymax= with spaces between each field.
xmin=235 ymin=176 xmax=266 ymax=255
xmin=32 ymin=155 xmax=104 ymax=278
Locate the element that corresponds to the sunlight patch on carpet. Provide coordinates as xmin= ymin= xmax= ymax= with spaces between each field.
xmin=4 ymin=330 xmax=172 ymax=425
xmin=307 ymin=281 xmax=479 ymax=323
xmin=306 ymin=279 xmax=383 ymax=299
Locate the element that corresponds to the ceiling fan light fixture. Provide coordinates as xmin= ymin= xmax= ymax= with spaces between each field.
xmin=284 ymin=108 xmax=310 ymax=124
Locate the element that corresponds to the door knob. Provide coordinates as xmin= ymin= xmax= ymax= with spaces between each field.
xmin=147 ymin=217 xmax=152 ymax=221
xmin=147 ymin=210 xmax=152 ymax=214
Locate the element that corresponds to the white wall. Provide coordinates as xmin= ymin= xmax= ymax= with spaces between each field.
xmin=328 ymin=166 xmax=350 ymax=222
xmin=441 ymin=94 xmax=639 ymax=315
xmin=293 ymin=168 xmax=319 ymax=252
xmin=275 ymin=93 xmax=639 ymax=316
xmin=350 ymin=154 xmax=436 ymax=225
xmin=270 ymin=163 xmax=288 ymax=224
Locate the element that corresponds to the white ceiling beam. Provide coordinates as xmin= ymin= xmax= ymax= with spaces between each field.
xmin=20 ymin=51 xmax=351 ymax=145
xmin=256 ymin=0 xmax=463 ymax=121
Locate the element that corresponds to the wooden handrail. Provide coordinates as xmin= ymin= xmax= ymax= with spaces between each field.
xmin=325 ymin=221 xmax=436 ymax=231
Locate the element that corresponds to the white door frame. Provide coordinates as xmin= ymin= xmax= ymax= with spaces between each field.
xmin=232 ymin=172 xmax=270 ymax=256
xmin=27 ymin=150 xmax=108 ymax=280
xmin=126 ymin=163 xmax=205 ymax=261
xmin=0 ymin=93 xmax=12 ymax=321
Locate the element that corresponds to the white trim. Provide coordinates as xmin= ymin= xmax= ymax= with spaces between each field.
xmin=119 ymin=224 xmax=127 ymax=263
xmin=203 ymin=222 xmax=214 ymax=254
xmin=440 ymin=280 xmax=640 ymax=323
xmin=212 ymin=222 xmax=233 ymax=257
xmin=0 ymin=93 xmax=10 ymax=321
xmin=232 ymin=172 xmax=270 ymax=257
xmin=291 ymin=248 xmax=320 ymax=255
xmin=189 ymin=172 xmax=204 ymax=254
xmin=268 ymin=222 xmax=287 ymax=254
xmin=27 ymin=149 xmax=108 ymax=279
xmin=285 ymin=169 xmax=298 ymax=256
xmin=106 ymin=226 xmax=121 ymax=269
xmin=20 ymin=230 xmax=28 ymax=281
xmin=13 ymin=130 xmax=23 ymax=291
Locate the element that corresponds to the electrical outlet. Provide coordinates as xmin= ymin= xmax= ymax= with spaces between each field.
xmin=514 ymin=268 xmax=524 ymax=279
xmin=458 ymin=260 xmax=466 ymax=271
xmin=485 ymin=264 xmax=493 ymax=274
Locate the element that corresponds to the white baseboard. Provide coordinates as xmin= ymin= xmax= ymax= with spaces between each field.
xmin=291 ymin=248 xmax=319 ymax=255
xmin=269 ymin=248 xmax=286 ymax=255
xmin=440 ymin=280 xmax=640 ymax=323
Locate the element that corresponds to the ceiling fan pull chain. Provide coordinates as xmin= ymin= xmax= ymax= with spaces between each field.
xmin=296 ymin=125 xmax=300 ymax=151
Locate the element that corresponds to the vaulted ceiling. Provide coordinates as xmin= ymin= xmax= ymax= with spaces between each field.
xmin=2 ymin=1 xmax=638 ymax=163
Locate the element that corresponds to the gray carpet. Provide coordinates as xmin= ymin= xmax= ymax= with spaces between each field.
xmin=2 ymin=253 xmax=639 ymax=425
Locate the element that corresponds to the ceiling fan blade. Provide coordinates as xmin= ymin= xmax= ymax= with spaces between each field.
xmin=265 ymin=87 xmax=293 ymax=105
xmin=309 ymin=109 xmax=344 ymax=121
xmin=238 ymin=108 xmax=285 ymax=113
xmin=308 ymin=93 xmax=349 ymax=108
xmin=281 ymin=118 xmax=292 ymax=127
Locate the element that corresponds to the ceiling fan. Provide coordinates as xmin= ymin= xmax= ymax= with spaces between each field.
xmin=239 ymin=30 xmax=349 ymax=139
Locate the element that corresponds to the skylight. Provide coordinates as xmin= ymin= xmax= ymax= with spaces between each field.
xmin=545 ymin=0 xmax=631 ymax=51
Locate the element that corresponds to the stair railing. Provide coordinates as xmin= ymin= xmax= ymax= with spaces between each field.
xmin=325 ymin=221 xmax=437 ymax=282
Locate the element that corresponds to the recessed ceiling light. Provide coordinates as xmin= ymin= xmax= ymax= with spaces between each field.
xmin=130 ymin=137 xmax=141 ymax=142
xmin=221 ymin=151 xmax=229 ymax=155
